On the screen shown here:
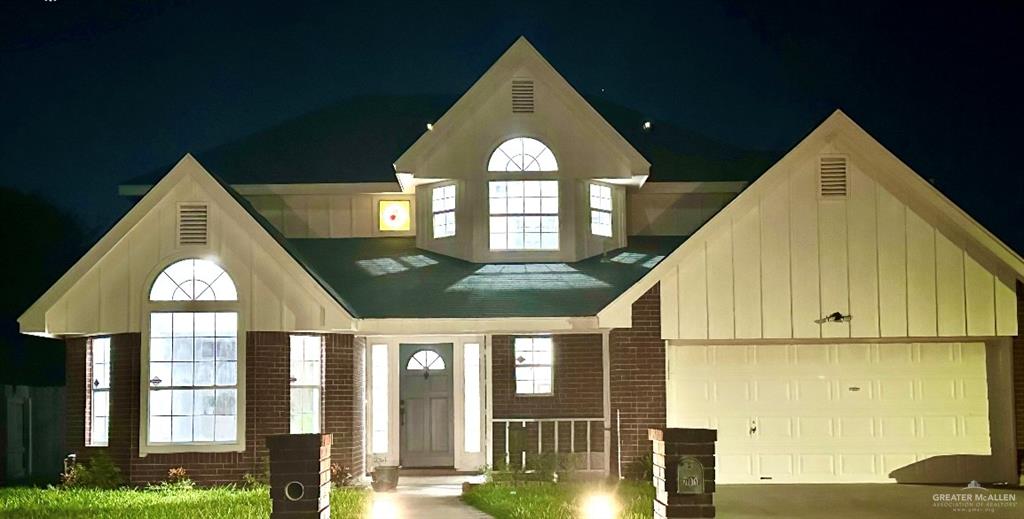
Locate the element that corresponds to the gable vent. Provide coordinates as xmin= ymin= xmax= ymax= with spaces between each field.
xmin=512 ymin=79 xmax=534 ymax=113
xmin=819 ymin=156 xmax=848 ymax=197
xmin=177 ymin=203 xmax=208 ymax=246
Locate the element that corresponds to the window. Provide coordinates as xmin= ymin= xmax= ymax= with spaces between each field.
xmin=489 ymin=180 xmax=559 ymax=250
xmin=147 ymin=259 xmax=239 ymax=446
xmin=405 ymin=349 xmax=446 ymax=371
xmin=378 ymin=200 xmax=411 ymax=232
xmin=371 ymin=344 xmax=388 ymax=454
xmin=89 ymin=337 xmax=111 ymax=446
xmin=432 ymin=185 xmax=456 ymax=238
xmin=463 ymin=343 xmax=481 ymax=453
xmin=488 ymin=137 xmax=558 ymax=171
xmin=290 ymin=336 xmax=322 ymax=434
xmin=513 ymin=337 xmax=553 ymax=395
xmin=590 ymin=184 xmax=613 ymax=237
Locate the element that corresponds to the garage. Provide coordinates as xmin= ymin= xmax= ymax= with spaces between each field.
xmin=666 ymin=342 xmax=991 ymax=483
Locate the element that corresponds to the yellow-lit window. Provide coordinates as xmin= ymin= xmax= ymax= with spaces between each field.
xmin=378 ymin=200 xmax=411 ymax=232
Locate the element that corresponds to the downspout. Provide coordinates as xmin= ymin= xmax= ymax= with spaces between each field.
xmin=601 ymin=330 xmax=611 ymax=479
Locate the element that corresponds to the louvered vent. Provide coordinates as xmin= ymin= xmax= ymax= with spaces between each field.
xmin=512 ymin=79 xmax=534 ymax=113
xmin=819 ymin=156 xmax=848 ymax=197
xmin=177 ymin=203 xmax=208 ymax=245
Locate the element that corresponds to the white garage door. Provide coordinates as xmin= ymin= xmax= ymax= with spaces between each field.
xmin=667 ymin=342 xmax=991 ymax=483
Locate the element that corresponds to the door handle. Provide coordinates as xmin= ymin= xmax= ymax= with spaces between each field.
xmin=749 ymin=421 xmax=757 ymax=435
xmin=400 ymin=400 xmax=405 ymax=426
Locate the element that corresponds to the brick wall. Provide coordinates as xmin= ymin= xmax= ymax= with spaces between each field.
xmin=1014 ymin=282 xmax=1023 ymax=463
xmin=324 ymin=333 xmax=365 ymax=478
xmin=64 ymin=331 xmax=362 ymax=486
xmin=610 ymin=284 xmax=666 ymax=478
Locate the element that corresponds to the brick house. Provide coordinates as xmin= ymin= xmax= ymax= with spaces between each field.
xmin=19 ymin=37 xmax=1024 ymax=485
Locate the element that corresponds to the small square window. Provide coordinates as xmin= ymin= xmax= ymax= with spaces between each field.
xmin=379 ymin=200 xmax=411 ymax=232
xmin=513 ymin=337 xmax=553 ymax=395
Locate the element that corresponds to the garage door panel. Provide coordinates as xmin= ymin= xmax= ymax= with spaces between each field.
xmin=667 ymin=341 xmax=990 ymax=483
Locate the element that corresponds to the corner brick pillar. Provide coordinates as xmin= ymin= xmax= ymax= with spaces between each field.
xmin=649 ymin=428 xmax=717 ymax=518
xmin=267 ymin=434 xmax=332 ymax=519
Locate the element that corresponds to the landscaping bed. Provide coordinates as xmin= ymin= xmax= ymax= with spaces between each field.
xmin=0 ymin=485 xmax=369 ymax=519
xmin=462 ymin=480 xmax=655 ymax=519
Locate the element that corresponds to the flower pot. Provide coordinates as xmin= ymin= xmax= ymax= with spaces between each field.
xmin=371 ymin=465 xmax=399 ymax=492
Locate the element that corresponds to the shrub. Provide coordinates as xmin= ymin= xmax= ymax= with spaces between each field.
xmin=61 ymin=453 xmax=123 ymax=489
xmin=241 ymin=472 xmax=266 ymax=489
xmin=331 ymin=463 xmax=356 ymax=487
xmin=623 ymin=453 xmax=654 ymax=481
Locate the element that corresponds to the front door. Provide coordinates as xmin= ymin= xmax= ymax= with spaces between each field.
xmin=399 ymin=343 xmax=454 ymax=467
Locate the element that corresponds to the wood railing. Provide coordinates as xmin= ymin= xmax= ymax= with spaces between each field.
xmin=492 ymin=417 xmax=605 ymax=473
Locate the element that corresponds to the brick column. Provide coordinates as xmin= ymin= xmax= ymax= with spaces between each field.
xmin=650 ymin=428 xmax=717 ymax=518
xmin=1013 ymin=282 xmax=1024 ymax=473
xmin=610 ymin=284 xmax=666 ymax=478
xmin=323 ymin=334 xmax=364 ymax=477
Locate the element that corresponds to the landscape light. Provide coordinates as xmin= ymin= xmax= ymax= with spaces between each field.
xmin=580 ymin=492 xmax=619 ymax=519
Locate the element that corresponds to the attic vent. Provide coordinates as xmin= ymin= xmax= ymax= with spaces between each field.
xmin=512 ymin=79 xmax=534 ymax=113
xmin=177 ymin=203 xmax=208 ymax=246
xmin=819 ymin=156 xmax=848 ymax=197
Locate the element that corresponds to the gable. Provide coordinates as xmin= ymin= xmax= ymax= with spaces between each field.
xmin=393 ymin=37 xmax=650 ymax=182
xmin=600 ymin=110 xmax=1022 ymax=338
xmin=19 ymin=155 xmax=356 ymax=336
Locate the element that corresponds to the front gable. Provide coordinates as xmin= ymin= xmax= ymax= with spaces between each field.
xmin=19 ymin=155 xmax=356 ymax=336
xmin=393 ymin=37 xmax=650 ymax=182
xmin=601 ymin=110 xmax=1022 ymax=338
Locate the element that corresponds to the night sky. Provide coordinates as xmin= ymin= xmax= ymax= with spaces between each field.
xmin=1 ymin=0 xmax=1022 ymax=250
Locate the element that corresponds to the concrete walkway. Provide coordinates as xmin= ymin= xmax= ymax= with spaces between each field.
xmin=367 ymin=475 xmax=491 ymax=519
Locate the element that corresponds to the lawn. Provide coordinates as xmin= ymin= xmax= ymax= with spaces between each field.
xmin=0 ymin=485 xmax=369 ymax=519
xmin=462 ymin=481 xmax=655 ymax=519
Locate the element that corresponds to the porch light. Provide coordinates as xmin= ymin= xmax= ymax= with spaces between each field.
xmin=426 ymin=122 xmax=434 ymax=131
xmin=580 ymin=492 xmax=619 ymax=519
xmin=642 ymin=120 xmax=652 ymax=131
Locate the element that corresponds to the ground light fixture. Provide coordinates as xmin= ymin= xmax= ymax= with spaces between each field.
xmin=580 ymin=492 xmax=619 ymax=519
xmin=371 ymin=493 xmax=401 ymax=517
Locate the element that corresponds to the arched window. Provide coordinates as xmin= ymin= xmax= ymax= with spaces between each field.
xmin=150 ymin=259 xmax=237 ymax=301
xmin=487 ymin=137 xmax=558 ymax=172
xmin=146 ymin=259 xmax=240 ymax=446
xmin=405 ymin=350 xmax=446 ymax=371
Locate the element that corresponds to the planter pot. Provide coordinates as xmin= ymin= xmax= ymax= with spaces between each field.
xmin=371 ymin=466 xmax=399 ymax=492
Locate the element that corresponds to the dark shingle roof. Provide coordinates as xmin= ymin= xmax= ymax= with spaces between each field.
xmin=284 ymin=236 xmax=685 ymax=318
xmin=125 ymin=95 xmax=777 ymax=186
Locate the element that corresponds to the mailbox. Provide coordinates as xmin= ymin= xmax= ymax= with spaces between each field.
xmin=267 ymin=434 xmax=332 ymax=519
xmin=675 ymin=457 xmax=704 ymax=494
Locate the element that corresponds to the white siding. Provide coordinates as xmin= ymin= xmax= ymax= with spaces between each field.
xmin=245 ymin=192 xmax=416 ymax=238
xmin=658 ymin=152 xmax=1016 ymax=340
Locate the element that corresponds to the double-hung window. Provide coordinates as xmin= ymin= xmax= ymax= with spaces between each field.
xmin=590 ymin=183 xmax=613 ymax=237
xmin=147 ymin=259 xmax=239 ymax=446
xmin=89 ymin=337 xmax=111 ymax=446
xmin=513 ymin=337 xmax=553 ymax=395
xmin=489 ymin=180 xmax=559 ymax=250
xmin=432 ymin=184 xmax=456 ymax=238
xmin=290 ymin=335 xmax=322 ymax=434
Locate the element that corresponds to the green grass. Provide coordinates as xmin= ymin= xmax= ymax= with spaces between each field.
xmin=462 ymin=481 xmax=655 ymax=519
xmin=0 ymin=485 xmax=369 ymax=519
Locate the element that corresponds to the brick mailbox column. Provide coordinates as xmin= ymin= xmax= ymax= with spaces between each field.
xmin=267 ymin=434 xmax=332 ymax=519
xmin=649 ymin=428 xmax=717 ymax=518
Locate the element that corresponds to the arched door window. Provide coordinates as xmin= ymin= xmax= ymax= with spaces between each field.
xmin=147 ymin=259 xmax=240 ymax=446
xmin=405 ymin=349 xmax=446 ymax=371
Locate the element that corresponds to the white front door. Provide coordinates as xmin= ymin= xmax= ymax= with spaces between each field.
xmin=667 ymin=342 xmax=991 ymax=483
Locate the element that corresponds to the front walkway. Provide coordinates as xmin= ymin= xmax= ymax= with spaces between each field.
xmin=368 ymin=475 xmax=491 ymax=519
xmin=718 ymin=483 xmax=1023 ymax=518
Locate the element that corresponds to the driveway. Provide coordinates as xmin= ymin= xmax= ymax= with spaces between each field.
xmin=716 ymin=484 xmax=1022 ymax=518
xmin=369 ymin=475 xmax=491 ymax=519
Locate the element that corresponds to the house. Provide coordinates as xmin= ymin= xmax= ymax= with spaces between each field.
xmin=19 ymin=37 xmax=1024 ymax=486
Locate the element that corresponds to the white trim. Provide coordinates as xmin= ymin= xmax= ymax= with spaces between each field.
xmin=356 ymin=317 xmax=603 ymax=335
xmin=120 ymin=182 xmax=405 ymax=197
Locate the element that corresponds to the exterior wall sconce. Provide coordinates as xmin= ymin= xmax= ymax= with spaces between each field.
xmin=816 ymin=312 xmax=852 ymax=324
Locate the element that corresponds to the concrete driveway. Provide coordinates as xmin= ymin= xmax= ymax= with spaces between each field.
xmin=716 ymin=484 xmax=1022 ymax=518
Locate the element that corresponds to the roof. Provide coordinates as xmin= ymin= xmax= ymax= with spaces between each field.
xmin=283 ymin=235 xmax=686 ymax=318
xmin=122 ymin=95 xmax=776 ymax=187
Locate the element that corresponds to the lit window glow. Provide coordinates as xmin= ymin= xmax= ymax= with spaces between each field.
xmin=405 ymin=349 xmax=446 ymax=371
xmin=89 ymin=337 xmax=111 ymax=447
xmin=590 ymin=184 xmax=613 ymax=237
xmin=290 ymin=336 xmax=321 ymax=434
xmin=378 ymin=200 xmax=411 ymax=232
xmin=148 ymin=312 xmax=238 ymax=443
xmin=514 ymin=337 xmax=553 ymax=395
xmin=149 ymin=259 xmax=237 ymax=301
xmin=487 ymin=137 xmax=558 ymax=172
xmin=371 ymin=344 xmax=389 ymax=454
xmin=432 ymin=185 xmax=456 ymax=238
xmin=489 ymin=180 xmax=559 ymax=250
xmin=464 ymin=343 xmax=481 ymax=453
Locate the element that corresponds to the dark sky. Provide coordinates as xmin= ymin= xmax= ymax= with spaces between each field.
xmin=1 ymin=0 xmax=1022 ymax=250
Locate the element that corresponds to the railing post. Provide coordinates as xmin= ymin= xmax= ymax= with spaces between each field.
xmin=504 ymin=420 xmax=510 ymax=468
xmin=587 ymin=420 xmax=592 ymax=471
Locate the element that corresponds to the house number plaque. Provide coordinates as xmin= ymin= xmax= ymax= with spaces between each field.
xmin=676 ymin=456 xmax=704 ymax=494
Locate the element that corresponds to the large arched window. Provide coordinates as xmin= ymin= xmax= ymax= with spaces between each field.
xmin=146 ymin=259 xmax=240 ymax=446
xmin=487 ymin=137 xmax=558 ymax=172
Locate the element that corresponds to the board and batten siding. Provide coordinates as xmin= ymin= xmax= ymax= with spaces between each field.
xmin=660 ymin=154 xmax=1017 ymax=341
xmin=245 ymin=192 xmax=416 ymax=239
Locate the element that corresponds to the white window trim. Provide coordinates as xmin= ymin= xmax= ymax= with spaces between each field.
xmin=88 ymin=337 xmax=111 ymax=447
xmin=590 ymin=183 xmax=613 ymax=238
xmin=138 ymin=257 xmax=246 ymax=456
xmin=431 ymin=184 xmax=457 ymax=239
xmin=513 ymin=336 xmax=554 ymax=396
xmin=290 ymin=335 xmax=323 ymax=434
xmin=488 ymin=179 xmax=560 ymax=251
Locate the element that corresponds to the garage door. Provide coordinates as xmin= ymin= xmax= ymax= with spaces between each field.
xmin=667 ymin=342 xmax=990 ymax=483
